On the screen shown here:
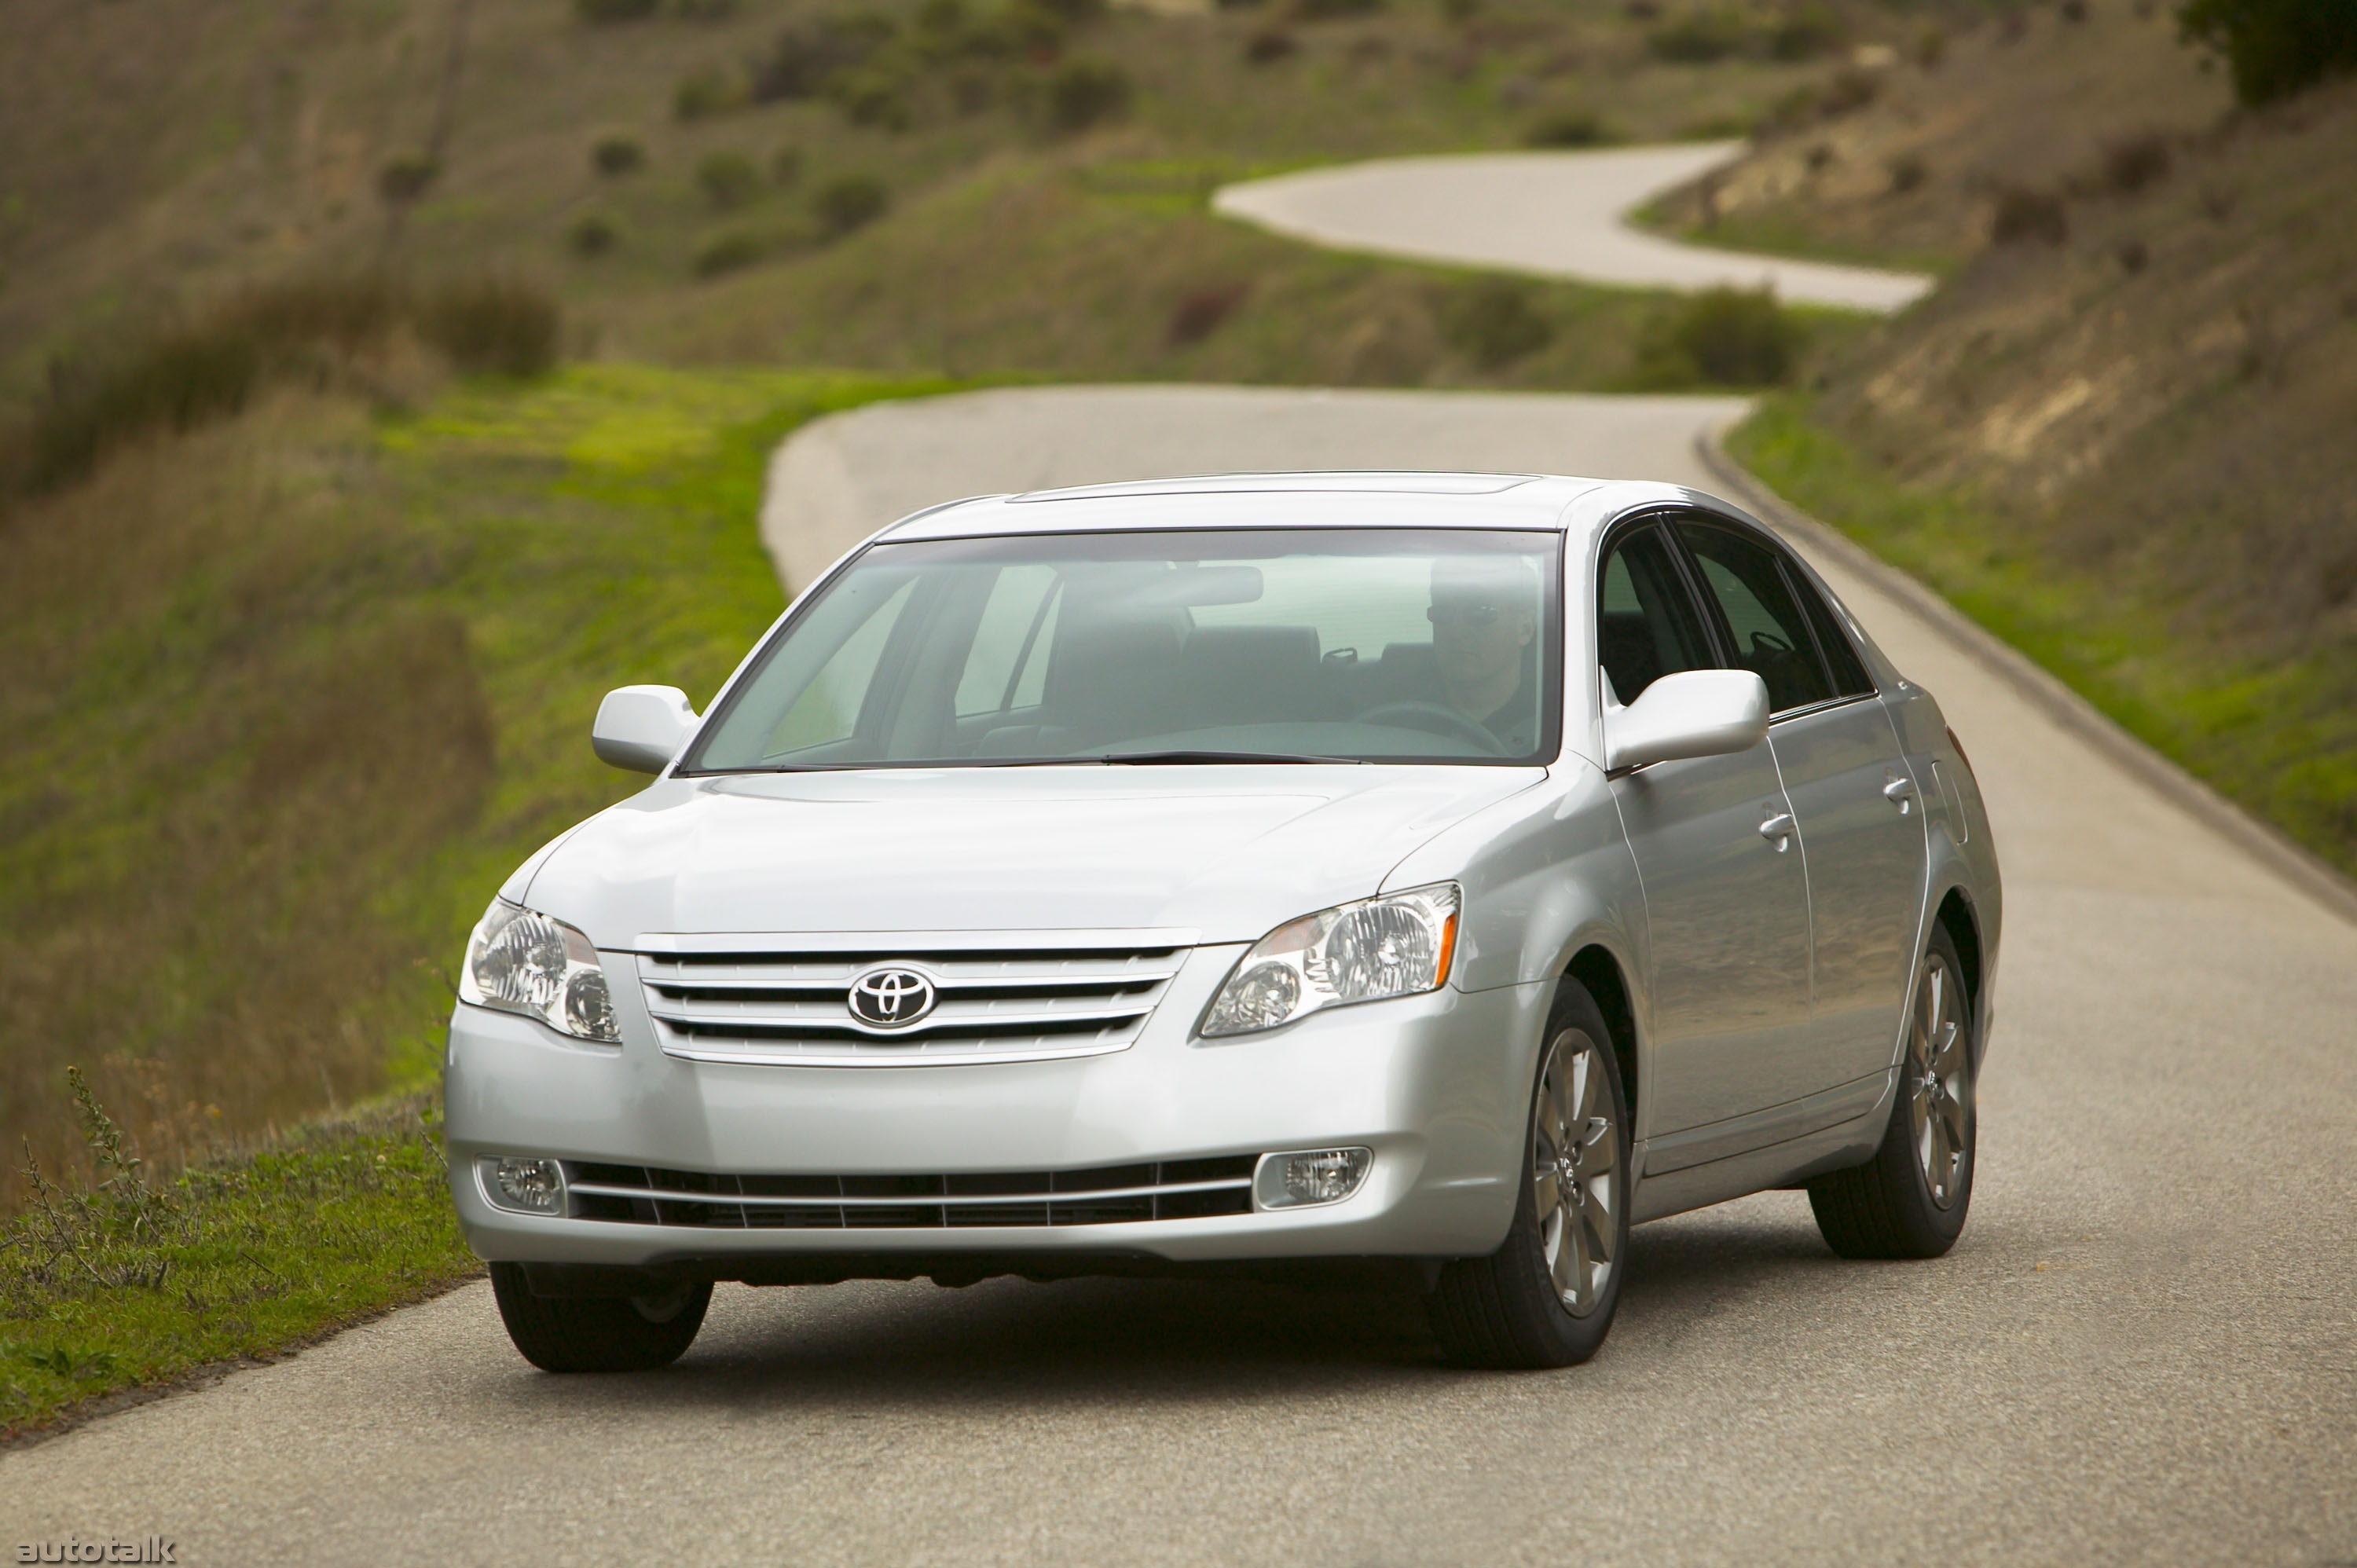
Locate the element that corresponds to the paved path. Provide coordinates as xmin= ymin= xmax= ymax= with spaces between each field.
xmin=1213 ymin=144 xmax=1936 ymax=313
xmin=7 ymin=388 xmax=2352 ymax=1566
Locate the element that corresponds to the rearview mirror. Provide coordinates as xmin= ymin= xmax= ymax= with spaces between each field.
xmin=592 ymin=685 xmax=698 ymax=775
xmin=1604 ymin=669 xmax=1769 ymax=774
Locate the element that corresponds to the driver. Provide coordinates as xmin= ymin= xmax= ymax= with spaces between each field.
xmin=1428 ymin=555 xmax=1540 ymax=753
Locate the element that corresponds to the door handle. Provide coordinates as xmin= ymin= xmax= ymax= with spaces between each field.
xmin=1883 ymin=773 xmax=1917 ymax=811
xmin=1758 ymin=811 xmax=1795 ymax=849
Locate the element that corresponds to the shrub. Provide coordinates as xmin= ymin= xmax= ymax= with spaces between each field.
xmin=1442 ymin=278 xmax=1553 ymax=370
xmin=1914 ymin=24 xmax=1945 ymax=67
xmin=754 ymin=14 xmax=898 ymax=103
xmin=1649 ymin=286 xmax=1801 ymax=387
xmin=693 ymin=229 xmax=766 ymax=277
xmin=591 ymin=134 xmax=645 ymax=176
xmin=675 ymin=0 xmax=740 ymax=16
xmin=2100 ymin=131 xmax=2171 ymax=195
xmin=1292 ymin=0 xmax=1381 ymax=16
xmin=1990 ymin=185 xmax=2068 ymax=245
xmin=2116 ymin=237 xmax=2150 ymax=273
xmin=1648 ymin=9 xmax=1747 ymax=62
xmin=577 ymin=0 xmax=660 ymax=18
xmin=1525 ymin=108 xmax=1614 ymax=147
xmin=376 ymin=154 xmax=440 ymax=203
xmin=1043 ymin=57 xmax=1132 ymax=132
xmin=417 ymin=276 xmax=562 ymax=376
xmin=832 ymin=68 xmax=913 ymax=130
xmin=1037 ymin=0 xmax=1109 ymax=22
xmin=1886 ymin=151 xmax=1928 ymax=194
xmin=673 ymin=67 xmax=744 ymax=120
xmin=696 ymin=150 xmax=762 ymax=208
xmin=1768 ymin=2 xmax=1843 ymax=60
xmin=772 ymin=145 xmax=805 ymax=187
xmin=1245 ymin=26 xmax=1299 ymax=60
xmin=567 ymin=211 xmax=621 ymax=256
xmin=2179 ymin=0 xmax=2357 ymax=103
xmin=1817 ymin=66 xmax=1879 ymax=115
xmin=813 ymin=174 xmax=890 ymax=235
xmin=1168 ymin=282 xmax=1252 ymax=346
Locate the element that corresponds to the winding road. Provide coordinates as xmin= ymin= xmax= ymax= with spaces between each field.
xmin=4 ymin=155 xmax=2351 ymax=1567
xmin=1212 ymin=145 xmax=1935 ymax=313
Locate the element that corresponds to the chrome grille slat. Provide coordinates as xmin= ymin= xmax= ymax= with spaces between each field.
xmin=557 ymin=1155 xmax=1259 ymax=1229
xmin=567 ymin=1177 xmax=1249 ymax=1207
xmin=633 ymin=929 xmax=1194 ymax=1067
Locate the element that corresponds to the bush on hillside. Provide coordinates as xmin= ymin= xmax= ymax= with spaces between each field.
xmin=1648 ymin=9 xmax=1748 ymax=61
xmin=1244 ymin=26 xmax=1299 ymax=60
xmin=2100 ymin=131 xmax=2172 ymax=195
xmin=696 ymin=150 xmax=762 ymax=208
xmin=376 ymin=154 xmax=440 ymax=203
xmin=568 ymin=211 xmax=621 ymax=256
xmin=814 ymin=175 xmax=890 ymax=235
xmin=2178 ymin=0 xmax=2357 ymax=104
xmin=1043 ymin=57 xmax=1132 ymax=132
xmin=754 ymin=14 xmax=898 ymax=103
xmin=771 ymin=145 xmax=806 ymax=187
xmin=417 ymin=277 xmax=563 ymax=376
xmin=1990 ymin=185 xmax=2068 ymax=245
xmin=1768 ymin=2 xmax=1844 ymax=60
xmin=10 ymin=274 xmax=560 ymax=496
xmin=577 ymin=0 xmax=661 ymax=18
xmin=1525 ymin=108 xmax=1615 ymax=147
xmin=1441 ymin=278 xmax=1554 ymax=370
xmin=674 ymin=66 xmax=746 ymax=120
xmin=591 ymin=134 xmax=646 ymax=175
xmin=1638 ymin=287 xmax=1802 ymax=387
xmin=693 ymin=229 xmax=766 ymax=277
xmin=1168 ymin=282 xmax=1252 ymax=346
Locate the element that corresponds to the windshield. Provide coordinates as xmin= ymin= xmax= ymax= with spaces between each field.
xmin=683 ymin=528 xmax=1563 ymax=771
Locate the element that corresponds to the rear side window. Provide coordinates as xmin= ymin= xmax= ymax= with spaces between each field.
xmin=1676 ymin=522 xmax=1835 ymax=714
xmin=1596 ymin=524 xmax=1714 ymax=705
xmin=1791 ymin=571 xmax=1875 ymax=697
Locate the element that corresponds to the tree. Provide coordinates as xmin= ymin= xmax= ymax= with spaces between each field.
xmin=2179 ymin=0 xmax=2357 ymax=105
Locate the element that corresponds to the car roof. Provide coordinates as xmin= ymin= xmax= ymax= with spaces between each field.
xmin=876 ymin=472 xmax=1655 ymax=541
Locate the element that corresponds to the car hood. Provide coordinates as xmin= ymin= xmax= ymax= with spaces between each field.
xmin=524 ymin=765 xmax=1544 ymax=948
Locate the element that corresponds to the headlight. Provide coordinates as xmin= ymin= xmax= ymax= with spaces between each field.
xmin=459 ymin=899 xmax=621 ymax=1043
xmin=1201 ymin=882 xmax=1461 ymax=1039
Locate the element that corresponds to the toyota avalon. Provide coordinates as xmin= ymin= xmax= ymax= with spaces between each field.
xmin=446 ymin=472 xmax=2000 ymax=1372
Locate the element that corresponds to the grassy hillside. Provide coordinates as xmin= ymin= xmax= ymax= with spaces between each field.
xmin=0 ymin=0 xmax=1912 ymax=398
xmin=1688 ymin=25 xmax=2357 ymax=877
xmin=0 ymin=363 xmax=951 ymax=1201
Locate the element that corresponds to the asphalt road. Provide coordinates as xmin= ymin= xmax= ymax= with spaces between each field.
xmin=1211 ymin=145 xmax=1936 ymax=313
xmin=5 ymin=388 xmax=2352 ymax=1567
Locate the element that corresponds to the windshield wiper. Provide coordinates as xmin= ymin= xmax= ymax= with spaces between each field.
xmin=1091 ymin=749 xmax=1368 ymax=766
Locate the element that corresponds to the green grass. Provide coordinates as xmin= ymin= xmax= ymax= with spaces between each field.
xmin=1731 ymin=394 xmax=2357 ymax=878
xmin=1629 ymin=199 xmax=1965 ymax=279
xmin=1 ymin=1088 xmax=472 ymax=1439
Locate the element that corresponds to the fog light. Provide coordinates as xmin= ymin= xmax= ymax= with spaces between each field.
xmin=1253 ymin=1147 xmax=1373 ymax=1211
xmin=484 ymin=1156 xmax=566 ymax=1215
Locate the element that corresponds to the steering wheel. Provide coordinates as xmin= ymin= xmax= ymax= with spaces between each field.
xmin=1354 ymin=701 xmax=1508 ymax=756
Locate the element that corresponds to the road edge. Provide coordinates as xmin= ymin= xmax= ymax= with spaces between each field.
xmin=1696 ymin=422 xmax=2357 ymax=930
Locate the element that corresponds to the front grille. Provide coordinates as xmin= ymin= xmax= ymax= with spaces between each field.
xmin=560 ymin=1156 xmax=1258 ymax=1229
xmin=634 ymin=929 xmax=1194 ymax=1067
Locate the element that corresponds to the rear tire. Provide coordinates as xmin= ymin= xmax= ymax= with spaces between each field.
xmin=1807 ymin=925 xmax=1976 ymax=1260
xmin=1430 ymin=980 xmax=1632 ymax=1369
xmin=489 ymin=1262 xmax=712 ymax=1372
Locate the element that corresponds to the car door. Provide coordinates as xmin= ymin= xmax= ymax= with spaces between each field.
xmin=1675 ymin=518 xmax=1929 ymax=1100
xmin=1599 ymin=521 xmax=1816 ymax=1150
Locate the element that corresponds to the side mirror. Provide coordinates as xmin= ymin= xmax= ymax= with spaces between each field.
xmin=1604 ymin=669 xmax=1769 ymax=774
xmin=592 ymin=686 xmax=698 ymax=775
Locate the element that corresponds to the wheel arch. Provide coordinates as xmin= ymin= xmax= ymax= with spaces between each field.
xmin=1932 ymin=884 xmax=1985 ymax=1057
xmin=1563 ymin=943 xmax=1639 ymax=1133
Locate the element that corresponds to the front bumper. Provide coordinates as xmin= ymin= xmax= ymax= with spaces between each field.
xmin=445 ymin=944 xmax=1549 ymax=1271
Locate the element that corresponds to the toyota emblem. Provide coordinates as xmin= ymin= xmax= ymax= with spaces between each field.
xmin=847 ymin=966 xmax=937 ymax=1028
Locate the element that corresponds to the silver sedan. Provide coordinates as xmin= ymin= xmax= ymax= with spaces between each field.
xmin=445 ymin=472 xmax=2000 ymax=1372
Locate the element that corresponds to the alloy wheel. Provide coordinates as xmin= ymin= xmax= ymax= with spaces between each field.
xmin=1906 ymin=954 xmax=1971 ymax=1209
xmin=1530 ymin=1028 xmax=1620 ymax=1317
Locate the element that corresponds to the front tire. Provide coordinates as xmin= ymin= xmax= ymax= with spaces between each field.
xmin=489 ymin=1263 xmax=712 ymax=1372
xmin=1806 ymin=925 xmax=1977 ymax=1260
xmin=1429 ymin=980 xmax=1632 ymax=1369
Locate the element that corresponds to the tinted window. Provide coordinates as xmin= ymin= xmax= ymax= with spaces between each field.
xmin=1596 ymin=524 xmax=1714 ymax=705
xmin=1792 ymin=570 xmax=1875 ymax=697
xmin=1677 ymin=522 xmax=1835 ymax=713
xmin=685 ymin=528 xmax=1563 ymax=770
